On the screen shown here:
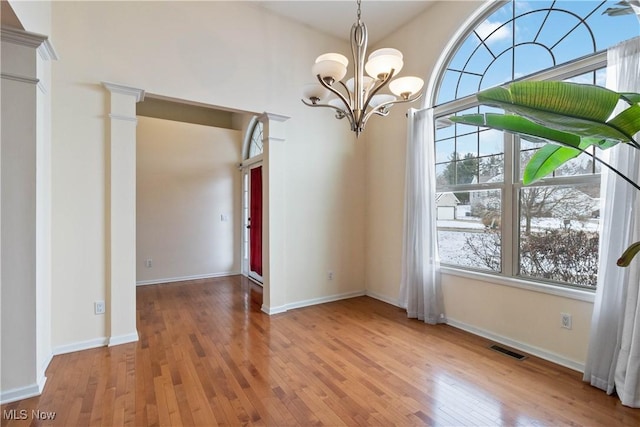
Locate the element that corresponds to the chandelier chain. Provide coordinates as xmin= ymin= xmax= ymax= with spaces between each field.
xmin=357 ymin=0 xmax=362 ymax=22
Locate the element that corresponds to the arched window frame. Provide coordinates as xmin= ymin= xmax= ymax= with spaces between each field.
xmin=427 ymin=0 xmax=638 ymax=292
xmin=243 ymin=116 xmax=264 ymax=162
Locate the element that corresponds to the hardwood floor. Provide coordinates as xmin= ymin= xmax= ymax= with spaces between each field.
xmin=2 ymin=275 xmax=639 ymax=426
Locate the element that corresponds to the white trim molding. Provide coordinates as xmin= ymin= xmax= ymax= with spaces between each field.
xmin=109 ymin=113 xmax=138 ymax=123
xmin=261 ymin=290 xmax=367 ymax=315
xmin=103 ymin=81 xmax=144 ymax=354
xmin=102 ymin=81 xmax=145 ymax=102
xmin=441 ymin=267 xmax=596 ymax=303
xmin=37 ymin=38 xmax=59 ymax=61
xmin=259 ymin=112 xmax=290 ymax=123
xmin=136 ymin=272 xmax=240 ymax=286
xmin=0 ymin=382 xmax=44 ymax=405
xmin=365 ymin=289 xmax=403 ymax=308
xmin=0 ymin=27 xmax=48 ymax=48
xmin=53 ymin=337 xmax=109 ymax=356
xmin=108 ymin=332 xmax=139 ymax=347
xmin=0 ymin=72 xmax=39 ymax=85
xmin=446 ymin=317 xmax=585 ymax=373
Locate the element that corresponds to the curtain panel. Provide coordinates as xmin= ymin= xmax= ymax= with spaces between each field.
xmin=583 ymin=36 xmax=640 ymax=408
xmin=399 ymin=108 xmax=446 ymax=324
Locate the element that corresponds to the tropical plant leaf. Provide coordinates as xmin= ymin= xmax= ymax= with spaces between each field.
xmin=618 ymin=241 xmax=640 ymax=267
xmin=475 ymin=82 xmax=637 ymax=143
xmin=523 ymin=144 xmax=582 ymax=184
xmin=521 ymin=137 xmax=617 ymax=184
xmin=450 ymin=113 xmax=581 ymax=148
xmin=609 ymin=104 xmax=640 ymax=137
xmin=580 ymin=137 xmax=620 ymax=150
xmin=603 ymin=6 xmax=635 ymax=16
xmin=622 ymin=92 xmax=640 ymax=104
xmin=478 ymin=82 xmax=621 ymax=122
xmin=450 ymin=81 xmax=640 ymax=267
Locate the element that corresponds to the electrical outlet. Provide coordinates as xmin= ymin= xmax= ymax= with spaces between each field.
xmin=328 ymin=271 xmax=334 ymax=280
xmin=561 ymin=312 xmax=572 ymax=330
xmin=95 ymin=301 xmax=106 ymax=315
xmin=146 ymin=258 xmax=153 ymax=268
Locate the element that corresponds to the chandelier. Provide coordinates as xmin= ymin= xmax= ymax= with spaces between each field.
xmin=302 ymin=0 xmax=424 ymax=137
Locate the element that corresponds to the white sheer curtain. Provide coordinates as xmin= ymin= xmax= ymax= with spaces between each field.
xmin=583 ymin=37 xmax=640 ymax=408
xmin=399 ymin=108 xmax=446 ymax=324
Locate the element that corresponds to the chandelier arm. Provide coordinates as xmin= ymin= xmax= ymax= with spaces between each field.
xmin=361 ymin=106 xmax=392 ymax=129
xmin=338 ymin=80 xmax=355 ymax=108
xmin=301 ymin=98 xmax=357 ymax=129
xmin=361 ymin=92 xmax=424 ymax=129
xmin=315 ymin=74 xmax=353 ymax=116
xmin=362 ymin=102 xmax=395 ymax=124
xmin=360 ymin=69 xmax=396 ymax=114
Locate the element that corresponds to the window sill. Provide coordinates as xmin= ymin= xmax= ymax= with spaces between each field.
xmin=440 ymin=266 xmax=596 ymax=303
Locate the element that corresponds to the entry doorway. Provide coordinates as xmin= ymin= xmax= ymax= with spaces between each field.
xmin=241 ymin=117 xmax=264 ymax=284
xmin=243 ymin=164 xmax=263 ymax=283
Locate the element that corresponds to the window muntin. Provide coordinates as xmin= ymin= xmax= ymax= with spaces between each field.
xmin=437 ymin=189 xmax=503 ymax=272
xmin=246 ymin=119 xmax=263 ymax=159
xmin=436 ymin=0 xmax=639 ymax=105
xmin=432 ymin=0 xmax=638 ymax=290
xmin=518 ymin=182 xmax=600 ymax=287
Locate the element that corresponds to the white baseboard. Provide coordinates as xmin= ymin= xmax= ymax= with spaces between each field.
xmin=286 ymin=290 xmax=366 ymax=311
xmin=261 ymin=303 xmax=287 ymax=315
xmin=365 ymin=290 xmax=403 ymax=308
xmin=363 ymin=291 xmax=584 ymax=372
xmin=262 ymin=289 xmax=367 ymax=315
xmin=446 ymin=317 xmax=585 ymax=373
xmin=0 ymin=380 xmax=46 ymax=405
xmin=108 ymin=332 xmax=139 ymax=347
xmin=136 ymin=271 xmax=239 ymax=286
xmin=53 ymin=337 xmax=108 ymax=356
xmin=53 ymin=331 xmax=139 ymax=355
xmin=1 ymin=352 xmax=53 ymax=404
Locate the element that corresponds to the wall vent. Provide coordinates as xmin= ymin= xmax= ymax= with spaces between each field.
xmin=489 ymin=344 xmax=527 ymax=361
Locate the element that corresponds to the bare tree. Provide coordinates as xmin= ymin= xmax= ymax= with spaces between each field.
xmin=520 ymin=186 xmax=593 ymax=235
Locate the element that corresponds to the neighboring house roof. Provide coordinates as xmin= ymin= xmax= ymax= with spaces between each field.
xmin=436 ymin=192 xmax=460 ymax=207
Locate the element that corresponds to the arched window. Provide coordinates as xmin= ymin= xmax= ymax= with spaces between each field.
xmin=431 ymin=0 xmax=639 ymax=289
xmin=245 ymin=117 xmax=264 ymax=160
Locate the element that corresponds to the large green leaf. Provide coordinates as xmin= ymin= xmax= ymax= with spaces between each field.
xmin=622 ymin=93 xmax=640 ymax=104
xmin=618 ymin=241 xmax=640 ymax=267
xmin=609 ymin=104 xmax=640 ymax=137
xmin=522 ymin=138 xmax=618 ymax=184
xmin=475 ymin=82 xmax=640 ymax=144
xmin=450 ymin=113 xmax=581 ymax=148
xmin=523 ymin=144 xmax=582 ymax=184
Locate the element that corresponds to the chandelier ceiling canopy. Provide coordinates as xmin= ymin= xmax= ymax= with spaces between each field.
xmin=302 ymin=0 xmax=424 ymax=137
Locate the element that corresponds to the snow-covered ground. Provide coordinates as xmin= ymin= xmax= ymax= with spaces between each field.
xmin=437 ymin=215 xmax=600 ymax=269
xmin=438 ymin=229 xmax=494 ymax=270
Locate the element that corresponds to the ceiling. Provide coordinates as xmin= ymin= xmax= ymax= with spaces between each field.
xmin=1 ymin=1 xmax=436 ymax=46
xmin=258 ymin=0 xmax=436 ymax=45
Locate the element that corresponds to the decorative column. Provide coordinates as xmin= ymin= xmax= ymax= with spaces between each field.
xmin=102 ymin=82 xmax=144 ymax=346
xmin=1 ymin=27 xmax=56 ymax=403
xmin=259 ymin=112 xmax=290 ymax=314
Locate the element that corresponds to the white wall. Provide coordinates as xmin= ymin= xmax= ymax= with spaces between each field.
xmin=50 ymin=1 xmax=365 ymax=349
xmin=136 ymin=117 xmax=242 ymax=284
xmin=365 ymin=0 xmax=594 ymax=369
xmin=7 ymin=0 xmax=51 ymax=35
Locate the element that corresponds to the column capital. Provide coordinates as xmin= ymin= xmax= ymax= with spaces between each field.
xmin=102 ymin=81 xmax=145 ymax=102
